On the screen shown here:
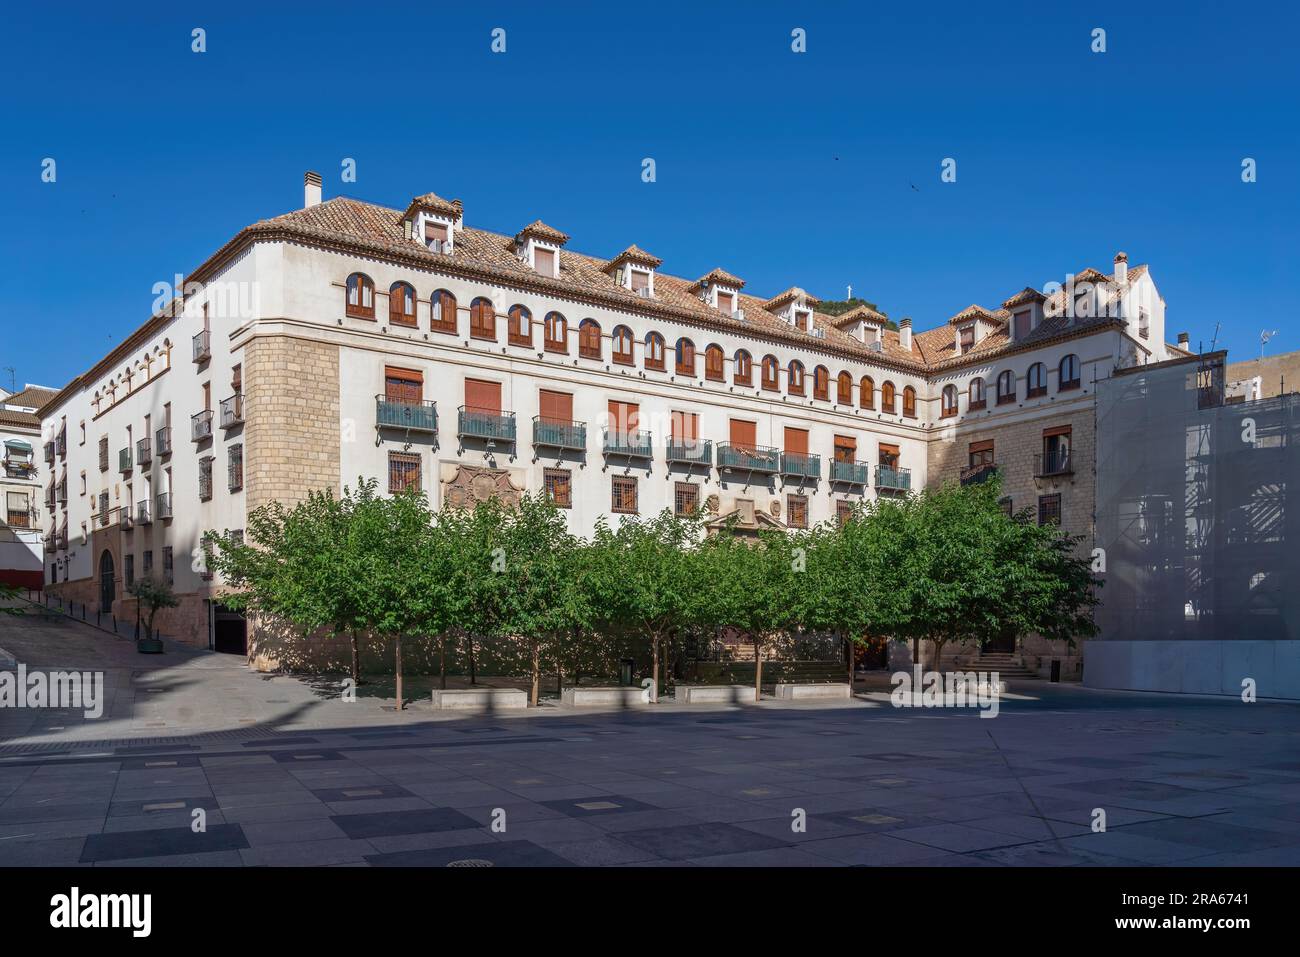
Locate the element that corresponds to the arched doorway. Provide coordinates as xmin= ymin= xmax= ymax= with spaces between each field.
xmin=99 ymin=550 xmax=115 ymax=612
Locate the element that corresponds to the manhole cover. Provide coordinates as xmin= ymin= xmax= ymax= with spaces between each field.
xmin=446 ymin=859 xmax=494 ymax=868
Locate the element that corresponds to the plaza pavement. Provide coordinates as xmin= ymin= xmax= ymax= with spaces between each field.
xmin=2 ymin=600 xmax=1300 ymax=867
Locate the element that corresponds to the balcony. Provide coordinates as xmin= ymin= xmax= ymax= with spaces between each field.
xmin=220 ymin=394 xmax=244 ymax=428
xmin=876 ymin=465 xmax=912 ymax=492
xmin=99 ymin=444 xmax=109 ymax=471
xmin=7 ymin=508 xmax=31 ymax=529
xmin=780 ymin=452 xmax=821 ymax=481
xmin=665 ymin=439 xmax=713 ymax=467
xmin=136 ymin=437 xmax=152 ymax=467
xmin=155 ymin=426 xmax=172 ymax=457
xmin=457 ymin=407 xmax=516 ymax=444
xmin=830 ymin=460 xmax=869 ymax=486
xmin=961 ymin=462 xmax=1000 ymax=486
xmin=56 ymin=482 xmax=67 ymax=506
xmin=2 ymin=455 xmax=35 ymax=478
xmin=43 ymin=442 xmax=55 ymax=465
xmin=1035 ymin=450 xmax=1073 ymax=478
xmin=118 ymin=447 xmax=133 ymax=473
xmin=56 ymin=432 xmax=66 ymax=458
xmin=192 ymin=409 xmax=213 ymax=442
xmin=193 ymin=329 xmax=211 ymax=363
xmin=602 ymin=430 xmax=653 ymax=459
xmin=121 ymin=508 xmax=133 ymax=530
xmin=156 ymin=492 xmax=173 ymax=520
xmin=533 ymin=417 xmax=587 ymax=451
xmin=717 ymin=443 xmax=780 ymax=474
xmin=376 ymin=396 xmax=438 ymax=433
xmin=136 ymin=500 xmax=152 ymax=525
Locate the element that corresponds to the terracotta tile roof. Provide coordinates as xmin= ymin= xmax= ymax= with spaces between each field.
xmin=2 ymin=386 xmax=59 ymax=410
xmin=762 ymin=286 xmax=820 ymax=312
xmin=948 ymin=304 xmax=1003 ymax=326
xmin=829 ymin=303 xmax=889 ymax=327
xmin=403 ymin=192 xmax=462 ymax=219
xmin=691 ymin=267 xmax=746 ymax=291
xmin=0 ymin=408 xmax=41 ymax=430
xmin=514 ymin=220 xmax=569 ymax=246
xmin=1000 ymin=287 xmax=1046 ymax=309
xmin=605 ymin=244 xmax=663 ymax=270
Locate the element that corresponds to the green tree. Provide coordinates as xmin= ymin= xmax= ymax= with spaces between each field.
xmin=127 ymin=575 xmax=179 ymax=639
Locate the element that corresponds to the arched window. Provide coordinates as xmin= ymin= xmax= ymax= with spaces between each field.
xmin=675 ymin=338 xmax=696 ymax=376
xmin=789 ymin=361 xmax=806 ymax=396
xmin=836 ymin=371 xmax=853 ymax=404
xmin=470 ymin=297 xmax=496 ymax=339
xmin=969 ymin=377 xmax=986 ymax=410
xmin=813 ymin=366 xmax=830 ymax=401
xmin=860 ymin=376 xmax=875 ymax=409
xmin=941 ymin=385 xmax=958 ymax=417
xmin=579 ymin=319 xmax=602 ymax=359
xmin=881 ymin=381 xmax=896 ymax=413
xmin=431 ymin=289 xmax=457 ymax=333
xmin=761 ymin=355 xmax=780 ymax=391
xmin=507 ymin=304 xmax=532 ymax=345
xmin=1059 ymin=353 xmax=1081 ymax=390
xmin=902 ymin=386 xmax=917 ymax=418
xmin=705 ymin=344 xmax=725 ymax=381
xmin=734 ymin=350 xmax=753 ymax=386
xmin=996 ymin=370 xmax=1016 ymax=404
xmin=645 ymin=331 xmax=666 ymax=371
xmin=612 ymin=325 xmax=635 ymax=365
xmin=345 ymin=273 xmax=374 ymax=319
xmin=1026 ymin=362 xmax=1047 ymax=398
xmin=388 ymin=282 xmax=416 ymax=326
xmin=544 ymin=312 xmax=567 ymax=352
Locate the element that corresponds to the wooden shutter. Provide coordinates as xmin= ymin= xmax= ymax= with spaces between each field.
xmin=783 ymin=427 xmax=809 ymax=455
xmin=730 ymin=419 xmax=757 ymax=449
xmin=1043 ymin=425 xmax=1072 ymax=438
xmin=717 ymin=292 xmax=734 ymax=313
xmin=535 ymin=248 xmax=555 ymax=276
xmin=671 ymin=411 xmax=698 ymax=442
xmin=834 ymin=434 xmax=856 ymax=462
xmin=608 ymin=400 xmax=639 ymax=434
xmin=465 ymin=378 xmax=501 ymax=414
xmin=630 ymin=270 xmax=649 ymax=291
xmin=539 ymin=390 xmax=573 ymax=423
xmin=425 ymin=221 xmax=447 ymax=242
xmin=385 ymin=367 xmax=423 ymax=404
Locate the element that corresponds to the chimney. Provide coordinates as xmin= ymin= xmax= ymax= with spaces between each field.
xmin=898 ymin=317 xmax=912 ymax=352
xmin=304 ymin=171 xmax=322 ymax=209
xmin=1178 ymin=331 xmax=1190 ymax=349
xmin=1113 ymin=250 xmax=1128 ymax=285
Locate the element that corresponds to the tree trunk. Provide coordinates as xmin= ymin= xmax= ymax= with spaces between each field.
xmin=468 ymin=635 xmax=477 ymax=685
xmin=754 ymin=638 xmax=763 ymax=703
xmin=932 ymin=637 xmax=948 ymax=672
xmin=651 ymin=635 xmax=659 ymax=704
xmin=439 ymin=634 xmax=447 ymax=690
xmin=530 ymin=641 xmax=541 ymax=707
xmin=350 ymin=630 xmax=360 ymax=686
xmin=912 ymin=637 xmax=920 ymax=669
xmin=394 ymin=635 xmax=404 ymax=711
xmin=844 ymin=634 xmax=854 ymax=687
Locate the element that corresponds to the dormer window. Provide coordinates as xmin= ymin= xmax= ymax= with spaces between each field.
xmin=716 ymin=290 xmax=735 ymax=315
xmin=423 ymin=220 xmax=450 ymax=253
xmin=630 ymin=269 xmax=651 ymax=295
xmin=693 ymin=268 xmax=746 ymax=319
xmin=402 ymin=192 xmax=462 ymax=254
xmin=534 ymin=246 xmax=557 ymax=278
xmin=794 ymin=310 xmax=810 ymax=331
xmin=514 ymin=221 xmax=569 ymax=280
xmin=1013 ymin=310 xmax=1031 ymax=339
xmin=604 ymin=245 xmax=662 ymax=299
xmin=958 ymin=324 xmax=975 ymax=354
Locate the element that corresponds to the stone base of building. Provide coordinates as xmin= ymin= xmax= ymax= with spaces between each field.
xmin=1084 ymin=640 xmax=1300 ymax=700
xmin=45 ymin=577 xmax=214 ymax=650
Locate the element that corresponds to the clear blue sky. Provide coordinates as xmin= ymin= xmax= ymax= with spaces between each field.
xmin=2 ymin=1 xmax=1296 ymax=392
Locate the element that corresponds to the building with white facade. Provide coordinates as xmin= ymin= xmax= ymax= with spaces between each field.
xmin=38 ymin=173 xmax=1184 ymax=668
xmin=1 ymin=385 xmax=57 ymax=589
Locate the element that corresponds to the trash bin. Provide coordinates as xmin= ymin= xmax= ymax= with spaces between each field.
xmin=1050 ymin=658 xmax=1061 ymax=683
xmin=619 ymin=658 xmax=635 ymax=686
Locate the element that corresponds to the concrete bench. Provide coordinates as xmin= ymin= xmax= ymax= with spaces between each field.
xmin=430 ymin=688 xmax=529 ymax=710
xmin=561 ymin=686 xmax=649 ymax=707
xmin=675 ymin=684 xmax=754 ymax=704
xmin=774 ymin=682 xmax=853 ymax=700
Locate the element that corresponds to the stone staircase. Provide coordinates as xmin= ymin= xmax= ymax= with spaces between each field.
xmin=957 ymin=652 xmax=1039 ymax=680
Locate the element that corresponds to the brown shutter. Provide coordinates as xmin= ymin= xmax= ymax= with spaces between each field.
xmin=465 ymin=378 xmax=501 ymax=414
xmin=535 ymin=248 xmax=555 ymax=276
xmin=730 ymin=419 xmax=757 ymax=450
xmin=969 ymin=439 xmax=995 ymax=453
xmin=783 ymin=427 xmax=809 ymax=455
xmin=539 ymin=390 xmax=572 ymax=423
xmin=385 ymin=367 xmax=423 ymax=403
xmin=671 ymin=411 xmax=698 ymax=442
xmin=1043 ymin=425 xmax=1072 ymax=438
xmin=834 ymin=434 xmax=856 ymax=461
xmin=609 ymin=400 xmax=639 ymax=434
xmin=879 ymin=443 xmax=900 ymax=456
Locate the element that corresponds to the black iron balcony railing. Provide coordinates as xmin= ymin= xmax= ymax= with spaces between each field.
xmin=193 ymin=329 xmax=211 ymax=362
xmin=192 ymin=409 xmax=213 ymax=442
xmin=960 ymin=462 xmax=1000 ymax=486
xmin=156 ymin=426 xmax=172 ymax=457
xmin=118 ymin=447 xmax=132 ymax=473
xmin=716 ymin=442 xmax=780 ymax=474
xmin=7 ymin=508 xmax=32 ymax=529
xmin=220 ymin=394 xmax=244 ymax=428
xmin=533 ymin=417 xmax=587 ymax=451
xmin=56 ymin=481 xmax=66 ymax=505
xmin=876 ymin=465 xmax=912 ymax=491
xmin=43 ymin=442 xmax=55 ymax=464
xmin=830 ymin=460 xmax=869 ymax=485
xmin=602 ymin=430 xmax=653 ymax=458
xmin=665 ymin=439 xmax=713 ymax=466
xmin=156 ymin=492 xmax=173 ymax=520
xmin=136 ymin=437 xmax=152 ymax=466
xmin=377 ymin=395 xmax=438 ymax=433
xmin=99 ymin=443 xmax=109 ymax=471
xmin=136 ymin=500 xmax=152 ymax=525
xmin=780 ymin=452 xmax=821 ymax=481
xmin=3 ymin=456 xmax=35 ymax=477
xmin=457 ymin=406 xmax=516 ymax=443
xmin=56 ymin=432 xmax=66 ymax=458
xmin=1035 ymin=449 xmax=1073 ymax=478
xmin=121 ymin=507 xmax=133 ymax=530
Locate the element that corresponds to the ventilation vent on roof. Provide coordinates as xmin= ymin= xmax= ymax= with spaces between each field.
xmin=810 ymin=327 xmax=826 ymax=339
xmin=636 ymin=287 xmax=654 ymax=299
xmin=867 ymin=340 xmax=883 ymax=353
xmin=732 ymin=309 xmax=745 ymax=322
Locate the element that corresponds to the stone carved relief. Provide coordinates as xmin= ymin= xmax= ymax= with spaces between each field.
xmin=442 ymin=464 xmax=524 ymax=509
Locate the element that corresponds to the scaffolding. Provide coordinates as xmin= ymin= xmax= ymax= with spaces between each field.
xmin=1095 ymin=353 xmax=1299 ymax=642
